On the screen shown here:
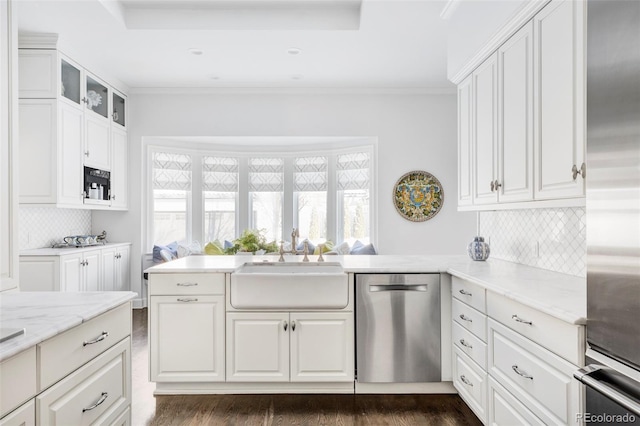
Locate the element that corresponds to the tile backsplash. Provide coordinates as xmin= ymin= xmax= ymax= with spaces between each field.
xmin=19 ymin=207 xmax=91 ymax=250
xmin=479 ymin=207 xmax=586 ymax=277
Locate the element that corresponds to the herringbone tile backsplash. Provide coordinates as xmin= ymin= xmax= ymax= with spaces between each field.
xmin=479 ymin=207 xmax=586 ymax=277
xmin=19 ymin=207 xmax=91 ymax=250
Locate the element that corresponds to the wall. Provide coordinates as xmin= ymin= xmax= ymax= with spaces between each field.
xmin=92 ymin=91 xmax=477 ymax=307
xmin=19 ymin=207 xmax=91 ymax=250
xmin=446 ymin=0 xmax=528 ymax=80
xmin=479 ymin=207 xmax=586 ymax=277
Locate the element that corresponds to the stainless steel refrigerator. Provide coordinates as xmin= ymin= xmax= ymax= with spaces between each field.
xmin=573 ymin=0 xmax=640 ymax=422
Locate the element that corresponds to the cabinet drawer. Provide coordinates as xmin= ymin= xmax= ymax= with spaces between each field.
xmin=488 ymin=377 xmax=544 ymax=426
xmin=148 ymin=273 xmax=225 ymax=296
xmin=487 ymin=292 xmax=584 ymax=365
xmin=452 ymin=277 xmax=486 ymax=313
xmin=0 ymin=347 xmax=36 ymax=418
xmin=38 ymin=303 xmax=131 ymax=391
xmin=453 ymin=347 xmax=487 ymax=423
xmin=37 ymin=338 xmax=130 ymax=426
xmin=488 ymin=319 xmax=581 ymax=425
xmin=0 ymin=399 xmax=35 ymax=426
xmin=452 ymin=321 xmax=487 ymax=370
xmin=109 ymin=406 xmax=130 ymax=426
xmin=452 ymin=298 xmax=487 ymax=342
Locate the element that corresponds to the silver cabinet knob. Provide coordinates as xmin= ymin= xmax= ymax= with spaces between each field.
xmin=494 ymin=179 xmax=502 ymax=190
xmin=84 ymin=150 xmax=90 ymax=157
xmin=490 ymin=180 xmax=495 ymax=192
xmin=283 ymin=321 xmax=288 ymax=331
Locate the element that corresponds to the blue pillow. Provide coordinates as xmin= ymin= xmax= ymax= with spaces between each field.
xmin=152 ymin=241 xmax=179 ymax=263
xmin=350 ymin=243 xmax=377 ymax=255
xmin=350 ymin=240 xmax=364 ymax=253
xmin=223 ymin=240 xmax=234 ymax=249
xmin=296 ymin=239 xmax=316 ymax=254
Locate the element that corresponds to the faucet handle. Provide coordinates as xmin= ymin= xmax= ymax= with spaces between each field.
xmin=317 ymin=244 xmax=325 ymax=262
xmin=278 ymin=240 xmax=285 ymax=262
xmin=302 ymin=241 xmax=310 ymax=262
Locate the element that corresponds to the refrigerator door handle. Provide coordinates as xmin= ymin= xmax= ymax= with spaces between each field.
xmin=574 ymin=365 xmax=640 ymax=416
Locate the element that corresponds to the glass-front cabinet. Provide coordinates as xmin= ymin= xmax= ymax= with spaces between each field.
xmin=112 ymin=91 xmax=126 ymax=128
xmin=60 ymin=58 xmax=82 ymax=107
xmin=85 ymin=74 xmax=109 ymax=119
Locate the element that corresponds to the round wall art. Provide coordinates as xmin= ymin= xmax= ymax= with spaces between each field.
xmin=393 ymin=170 xmax=444 ymax=222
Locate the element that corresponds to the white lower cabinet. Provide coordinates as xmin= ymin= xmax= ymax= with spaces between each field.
xmin=150 ymin=295 xmax=225 ymax=382
xmin=453 ymin=347 xmax=487 ymax=422
xmin=19 ymin=244 xmax=131 ymax=293
xmin=488 ymin=377 xmax=543 ymax=426
xmin=37 ymin=338 xmax=130 ymax=426
xmin=226 ymin=312 xmax=354 ymax=383
xmin=0 ymin=400 xmax=35 ymax=426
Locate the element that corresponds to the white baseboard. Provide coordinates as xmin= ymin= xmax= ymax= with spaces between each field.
xmin=355 ymin=381 xmax=457 ymax=394
xmin=154 ymin=381 xmax=355 ymax=395
xmin=132 ymin=297 xmax=146 ymax=309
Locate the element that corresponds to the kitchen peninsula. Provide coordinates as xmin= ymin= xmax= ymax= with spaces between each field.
xmin=146 ymin=255 xmax=586 ymax=424
xmin=0 ymin=291 xmax=135 ymax=425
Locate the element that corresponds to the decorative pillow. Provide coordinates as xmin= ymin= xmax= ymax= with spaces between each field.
xmin=152 ymin=242 xmax=178 ymax=263
xmin=223 ymin=240 xmax=234 ymax=250
xmin=296 ymin=239 xmax=316 ymax=254
xmin=350 ymin=240 xmax=364 ymax=253
xmin=313 ymin=241 xmax=334 ymax=255
xmin=204 ymin=241 xmax=225 ymax=255
xmin=350 ymin=243 xmax=377 ymax=255
xmin=327 ymin=241 xmax=350 ymax=255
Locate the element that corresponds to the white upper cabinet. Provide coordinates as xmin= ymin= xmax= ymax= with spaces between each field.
xmin=18 ymin=39 xmax=129 ymax=210
xmin=456 ymin=0 xmax=585 ymax=210
xmin=498 ymin=21 xmax=534 ymax=203
xmin=533 ymin=0 xmax=586 ymax=200
xmin=472 ymin=53 xmax=499 ymax=205
xmin=457 ymin=75 xmax=473 ymax=206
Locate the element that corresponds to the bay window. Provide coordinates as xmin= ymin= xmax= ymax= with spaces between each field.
xmin=147 ymin=141 xmax=375 ymax=250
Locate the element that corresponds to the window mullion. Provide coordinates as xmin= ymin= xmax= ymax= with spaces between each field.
xmin=238 ymin=157 xmax=249 ymax=238
xmin=190 ymin=153 xmax=203 ymax=243
xmin=283 ymin=157 xmax=294 ymax=242
xmin=327 ymin=153 xmax=337 ymax=244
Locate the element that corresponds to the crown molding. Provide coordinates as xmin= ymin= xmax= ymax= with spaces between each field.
xmin=129 ymin=86 xmax=456 ymax=96
xmin=18 ymin=32 xmax=58 ymax=49
xmin=448 ymin=0 xmax=551 ymax=85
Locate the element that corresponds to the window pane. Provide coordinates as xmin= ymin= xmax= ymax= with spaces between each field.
xmin=341 ymin=189 xmax=370 ymax=245
xmin=296 ymin=191 xmax=327 ymax=244
xmin=250 ymin=192 xmax=283 ymax=242
xmin=204 ymin=191 xmax=236 ymax=243
xmin=153 ymin=189 xmax=188 ymax=244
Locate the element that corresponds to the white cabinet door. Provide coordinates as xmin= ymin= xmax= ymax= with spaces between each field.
xmin=533 ymin=0 xmax=585 ymax=200
xmin=83 ymin=250 xmax=101 ymax=292
xmin=472 ymin=53 xmax=499 ymax=205
xmin=498 ymin=22 xmax=534 ymax=203
xmin=150 ymin=295 xmax=225 ymax=382
xmin=58 ymin=101 xmax=84 ymax=206
xmin=18 ymin=49 xmax=57 ymax=99
xmin=457 ymin=75 xmax=473 ymax=206
xmin=226 ymin=312 xmax=289 ymax=382
xmin=18 ymin=100 xmax=57 ymax=204
xmin=114 ymin=245 xmax=130 ymax=292
xmin=290 ymin=312 xmax=354 ymax=382
xmin=0 ymin=399 xmax=35 ymax=426
xmin=60 ymin=254 xmax=82 ymax=292
xmin=84 ymin=113 xmax=111 ymax=171
xmin=110 ymin=127 xmax=127 ymax=209
xmin=101 ymin=247 xmax=116 ymax=291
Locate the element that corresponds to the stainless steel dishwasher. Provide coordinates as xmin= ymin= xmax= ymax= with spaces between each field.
xmin=356 ymin=273 xmax=440 ymax=383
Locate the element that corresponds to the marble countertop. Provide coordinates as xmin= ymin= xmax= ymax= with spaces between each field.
xmin=146 ymin=255 xmax=586 ymax=325
xmin=20 ymin=242 xmax=131 ymax=256
xmin=0 ymin=291 xmax=136 ymax=362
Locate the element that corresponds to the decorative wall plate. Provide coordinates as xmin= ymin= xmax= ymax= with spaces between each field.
xmin=393 ymin=170 xmax=444 ymax=222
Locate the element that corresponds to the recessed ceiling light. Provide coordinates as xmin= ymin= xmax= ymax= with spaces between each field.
xmin=188 ymin=48 xmax=204 ymax=56
xmin=287 ymin=47 xmax=302 ymax=55
xmin=291 ymin=74 xmax=304 ymax=80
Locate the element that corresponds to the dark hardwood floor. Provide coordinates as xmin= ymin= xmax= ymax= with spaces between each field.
xmin=132 ymin=309 xmax=482 ymax=426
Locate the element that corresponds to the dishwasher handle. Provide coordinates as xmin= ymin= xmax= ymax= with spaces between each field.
xmin=369 ymin=284 xmax=429 ymax=292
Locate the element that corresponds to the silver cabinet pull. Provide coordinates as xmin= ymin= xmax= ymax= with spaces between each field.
xmin=458 ymin=289 xmax=472 ymax=296
xmin=459 ymin=314 xmax=473 ymax=322
xmin=512 ymin=365 xmax=533 ymax=380
xmin=283 ymin=321 xmax=288 ymax=331
xmin=84 ymin=150 xmax=90 ymax=157
xmin=176 ymin=282 xmax=198 ymax=287
xmin=83 ymin=331 xmax=109 ymax=347
xmin=370 ymin=284 xmax=428 ymax=292
xmin=177 ymin=298 xmax=198 ymax=302
xmin=460 ymin=375 xmax=473 ymax=387
xmin=512 ymin=315 xmax=532 ymax=325
xmin=291 ymin=321 xmax=296 ymax=331
xmin=580 ymin=162 xmax=586 ymax=178
xmin=459 ymin=339 xmax=473 ymax=349
xmin=490 ymin=180 xmax=495 ymax=192
xmin=82 ymin=392 xmax=108 ymax=412
xmin=494 ymin=180 xmax=502 ymax=190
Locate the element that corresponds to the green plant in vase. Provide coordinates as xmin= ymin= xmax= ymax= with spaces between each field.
xmin=224 ymin=229 xmax=278 ymax=255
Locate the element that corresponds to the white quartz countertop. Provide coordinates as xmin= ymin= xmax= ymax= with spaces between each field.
xmin=145 ymin=254 xmax=586 ymax=325
xmin=0 ymin=291 xmax=136 ymax=362
xmin=20 ymin=242 xmax=131 ymax=256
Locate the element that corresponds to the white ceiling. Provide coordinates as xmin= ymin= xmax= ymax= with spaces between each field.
xmin=16 ymin=0 xmax=452 ymax=90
